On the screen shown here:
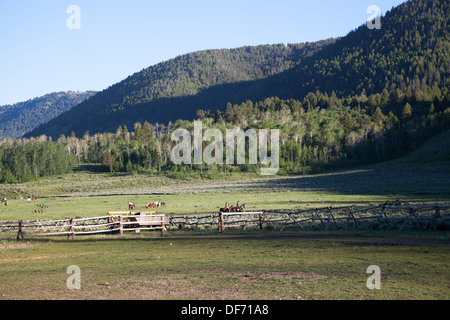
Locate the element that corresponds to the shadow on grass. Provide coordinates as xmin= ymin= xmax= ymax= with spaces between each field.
xmin=12 ymin=227 xmax=450 ymax=246
xmin=218 ymin=163 xmax=450 ymax=197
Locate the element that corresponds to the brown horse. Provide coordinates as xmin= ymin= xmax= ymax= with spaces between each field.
xmin=160 ymin=202 xmax=166 ymax=207
xmin=146 ymin=203 xmax=157 ymax=209
xmin=128 ymin=202 xmax=136 ymax=210
xmin=220 ymin=205 xmax=235 ymax=213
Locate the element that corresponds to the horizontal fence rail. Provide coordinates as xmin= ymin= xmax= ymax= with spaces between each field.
xmin=1 ymin=205 xmax=449 ymax=240
xmin=0 ymin=214 xmax=169 ymax=240
xmin=168 ymin=205 xmax=450 ymax=233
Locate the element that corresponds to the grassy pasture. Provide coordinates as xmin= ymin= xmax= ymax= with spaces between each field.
xmin=0 ymin=234 xmax=449 ymax=300
xmin=0 ymin=159 xmax=449 ymax=222
xmin=0 ymin=142 xmax=449 ymax=300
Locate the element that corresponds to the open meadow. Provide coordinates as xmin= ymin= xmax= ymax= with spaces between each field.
xmin=0 ymin=141 xmax=449 ymax=300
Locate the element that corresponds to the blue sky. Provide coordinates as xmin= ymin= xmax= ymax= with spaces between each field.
xmin=0 ymin=0 xmax=407 ymax=106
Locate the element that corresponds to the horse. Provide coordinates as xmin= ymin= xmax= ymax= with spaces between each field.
xmin=160 ymin=202 xmax=166 ymax=207
xmin=220 ymin=205 xmax=235 ymax=213
xmin=1 ymin=198 xmax=7 ymax=206
xmin=128 ymin=202 xmax=136 ymax=210
xmin=146 ymin=203 xmax=157 ymax=209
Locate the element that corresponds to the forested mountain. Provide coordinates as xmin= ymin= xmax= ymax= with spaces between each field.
xmin=27 ymin=41 xmax=334 ymax=138
xmin=28 ymin=0 xmax=449 ymax=139
xmin=7 ymin=84 xmax=447 ymax=183
xmin=266 ymin=0 xmax=449 ymax=99
xmin=0 ymin=91 xmax=96 ymax=139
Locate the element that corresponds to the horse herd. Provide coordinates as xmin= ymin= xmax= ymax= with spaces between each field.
xmin=128 ymin=201 xmax=166 ymax=210
xmin=128 ymin=200 xmax=246 ymax=213
xmin=219 ymin=201 xmax=246 ymax=213
xmin=1 ymin=197 xmax=38 ymax=207
xmin=2 ymin=196 xmax=245 ymax=214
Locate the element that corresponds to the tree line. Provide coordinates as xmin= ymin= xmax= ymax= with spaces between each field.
xmin=2 ymin=83 xmax=447 ymax=183
xmin=0 ymin=138 xmax=77 ymax=183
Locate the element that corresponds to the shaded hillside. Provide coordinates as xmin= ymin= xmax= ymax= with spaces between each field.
xmin=27 ymin=42 xmax=334 ymax=138
xmin=0 ymin=91 xmax=96 ymax=139
xmin=267 ymin=0 xmax=450 ymax=99
xmin=393 ymin=129 xmax=450 ymax=163
xmin=29 ymin=0 xmax=449 ymax=138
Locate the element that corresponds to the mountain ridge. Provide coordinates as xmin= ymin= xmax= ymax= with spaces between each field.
xmin=28 ymin=0 xmax=449 ymax=138
xmin=27 ymin=41 xmax=336 ymax=138
xmin=0 ymin=91 xmax=97 ymax=140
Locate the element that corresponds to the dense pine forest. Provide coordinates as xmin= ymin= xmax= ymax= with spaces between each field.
xmin=0 ymin=139 xmax=77 ymax=183
xmin=2 ymin=83 xmax=448 ymax=182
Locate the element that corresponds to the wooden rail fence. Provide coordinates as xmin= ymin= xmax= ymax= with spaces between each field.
xmin=1 ymin=205 xmax=448 ymax=240
xmin=169 ymin=205 xmax=450 ymax=233
xmin=0 ymin=214 xmax=169 ymax=240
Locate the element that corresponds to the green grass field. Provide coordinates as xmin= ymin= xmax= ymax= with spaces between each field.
xmin=1 ymin=234 xmax=449 ymax=300
xmin=0 ymin=134 xmax=449 ymax=300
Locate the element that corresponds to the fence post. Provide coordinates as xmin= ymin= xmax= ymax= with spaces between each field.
xmin=16 ymin=220 xmax=24 ymax=241
xmin=345 ymin=206 xmax=359 ymax=231
xmin=67 ymin=218 xmax=75 ymax=240
xmin=401 ymin=208 xmax=417 ymax=231
xmin=259 ymin=212 xmax=263 ymax=231
xmin=119 ymin=215 xmax=124 ymax=236
xmin=325 ymin=206 xmax=338 ymax=231
xmin=377 ymin=205 xmax=387 ymax=223
xmin=434 ymin=206 xmax=443 ymax=220
xmin=161 ymin=216 xmax=165 ymax=236
xmin=219 ymin=212 xmax=224 ymax=233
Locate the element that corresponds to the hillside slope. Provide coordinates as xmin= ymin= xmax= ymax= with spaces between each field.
xmin=0 ymin=91 xmax=96 ymax=139
xmin=29 ymin=0 xmax=449 ymax=138
xmin=28 ymin=41 xmax=333 ymax=138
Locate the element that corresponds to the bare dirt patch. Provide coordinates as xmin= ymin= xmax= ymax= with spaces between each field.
xmin=84 ymin=277 xmax=254 ymax=300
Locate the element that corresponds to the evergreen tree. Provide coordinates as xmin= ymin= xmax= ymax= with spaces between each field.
xmin=401 ymin=103 xmax=413 ymax=124
xmin=342 ymin=112 xmax=355 ymax=134
xmin=373 ymin=107 xmax=386 ymax=125
xmin=101 ymin=150 xmax=114 ymax=172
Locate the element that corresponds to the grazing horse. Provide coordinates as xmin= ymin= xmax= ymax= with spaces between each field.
xmin=128 ymin=202 xmax=136 ymax=210
xmin=160 ymin=202 xmax=166 ymax=207
xmin=220 ymin=205 xmax=235 ymax=213
xmin=146 ymin=203 xmax=157 ymax=209
xmin=1 ymin=198 xmax=7 ymax=206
